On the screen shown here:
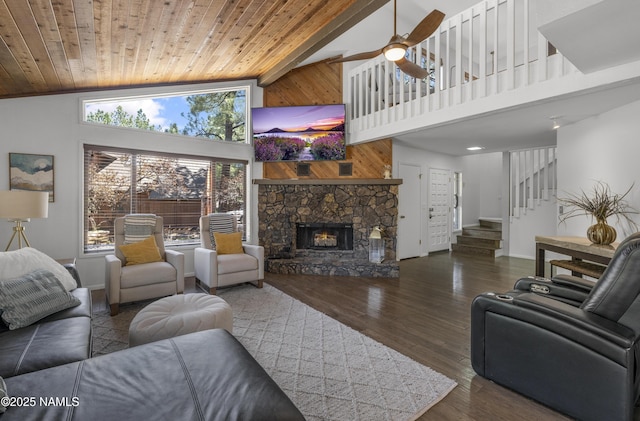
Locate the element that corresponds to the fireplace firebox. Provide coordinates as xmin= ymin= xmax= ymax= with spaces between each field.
xmin=296 ymin=223 xmax=353 ymax=251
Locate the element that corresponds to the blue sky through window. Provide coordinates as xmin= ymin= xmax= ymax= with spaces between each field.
xmin=84 ymin=88 xmax=247 ymax=136
xmin=85 ymin=94 xmax=190 ymax=132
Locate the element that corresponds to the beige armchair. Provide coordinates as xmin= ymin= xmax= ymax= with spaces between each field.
xmin=105 ymin=215 xmax=184 ymax=316
xmin=194 ymin=213 xmax=263 ymax=295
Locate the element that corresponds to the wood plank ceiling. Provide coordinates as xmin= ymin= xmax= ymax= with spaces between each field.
xmin=0 ymin=0 xmax=388 ymax=99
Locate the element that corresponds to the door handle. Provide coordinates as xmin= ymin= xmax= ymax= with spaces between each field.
xmin=400 ymin=215 xmax=406 ymax=219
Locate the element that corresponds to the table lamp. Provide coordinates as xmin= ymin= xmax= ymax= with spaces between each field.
xmin=0 ymin=190 xmax=49 ymax=251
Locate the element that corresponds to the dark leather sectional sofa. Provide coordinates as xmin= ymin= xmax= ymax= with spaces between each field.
xmin=0 ymin=264 xmax=92 ymax=379
xmin=0 ymin=264 xmax=304 ymax=420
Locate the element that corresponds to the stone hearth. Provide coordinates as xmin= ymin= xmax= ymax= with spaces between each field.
xmin=256 ymin=180 xmax=400 ymax=277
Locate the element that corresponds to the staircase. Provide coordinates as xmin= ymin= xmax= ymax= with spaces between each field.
xmin=452 ymin=218 xmax=503 ymax=258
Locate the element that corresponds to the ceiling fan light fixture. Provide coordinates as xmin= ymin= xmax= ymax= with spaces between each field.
xmin=383 ymin=43 xmax=407 ymax=61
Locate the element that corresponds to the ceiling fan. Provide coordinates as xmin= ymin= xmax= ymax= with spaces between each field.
xmin=329 ymin=0 xmax=444 ymax=79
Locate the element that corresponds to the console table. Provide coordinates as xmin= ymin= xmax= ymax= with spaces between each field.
xmin=535 ymin=236 xmax=618 ymax=278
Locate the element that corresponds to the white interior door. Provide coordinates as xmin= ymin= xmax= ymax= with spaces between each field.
xmin=428 ymin=168 xmax=452 ymax=253
xmin=398 ymin=163 xmax=422 ymax=260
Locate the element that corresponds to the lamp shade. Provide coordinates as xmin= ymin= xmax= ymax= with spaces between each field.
xmin=0 ymin=190 xmax=49 ymax=220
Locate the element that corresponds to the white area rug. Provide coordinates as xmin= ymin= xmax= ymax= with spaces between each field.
xmin=217 ymin=284 xmax=457 ymax=421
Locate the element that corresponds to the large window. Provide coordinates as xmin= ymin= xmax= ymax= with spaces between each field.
xmin=83 ymin=87 xmax=248 ymax=143
xmin=83 ymin=145 xmax=246 ymax=253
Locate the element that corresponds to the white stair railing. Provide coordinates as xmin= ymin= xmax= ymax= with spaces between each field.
xmin=509 ymin=147 xmax=556 ymax=220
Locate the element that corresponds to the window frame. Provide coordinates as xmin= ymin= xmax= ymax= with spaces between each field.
xmin=452 ymin=171 xmax=463 ymax=232
xmin=82 ymin=143 xmax=248 ymax=255
xmin=80 ymin=85 xmax=251 ymax=144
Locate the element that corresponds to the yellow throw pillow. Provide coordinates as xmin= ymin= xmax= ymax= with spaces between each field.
xmin=119 ymin=236 xmax=163 ymax=266
xmin=213 ymin=232 xmax=244 ymax=255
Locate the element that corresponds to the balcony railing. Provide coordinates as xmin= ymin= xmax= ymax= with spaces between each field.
xmin=346 ymin=0 xmax=579 ymax=142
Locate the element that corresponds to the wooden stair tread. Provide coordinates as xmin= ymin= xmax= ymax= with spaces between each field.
xmin=461 ymin=225 xmax=502 ymax=240
xmin=465 ymin=225 xmax=501 ymax=231
xmin=456 ymin=236 xmax=500 ymax=247
xmin=451 ymin=244 xmax=496 ymax=257
xmin=478 ymin=218 xmax=503 ymax=230
xmin=453 ymin=241 xmax=498 ymax=250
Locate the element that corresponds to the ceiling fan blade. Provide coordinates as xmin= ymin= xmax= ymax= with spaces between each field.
xmin=395 ymin=57 xmax=429 ymax=79
xmin=404 ymin=9 xmax=445 ymax=47
xmin=328 ymin=49 xmax=383 ymax=63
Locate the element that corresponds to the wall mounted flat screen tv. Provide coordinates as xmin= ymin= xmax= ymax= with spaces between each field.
xmin=252 ymin=104 xmax=346 ymax=162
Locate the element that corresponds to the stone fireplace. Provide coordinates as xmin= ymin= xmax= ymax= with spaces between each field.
xmin=256 ymin=179 xmax=400 ymax=277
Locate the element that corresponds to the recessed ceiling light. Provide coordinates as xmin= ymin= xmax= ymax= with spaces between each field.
xmin=550 ymin=115 xmax=562 ymax=129
xmin=467 ymin=146 xmax=484 ymax=151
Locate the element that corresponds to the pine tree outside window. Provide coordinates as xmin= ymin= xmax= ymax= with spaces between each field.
xmin=83 ymin=87 xmax=248 ymax=143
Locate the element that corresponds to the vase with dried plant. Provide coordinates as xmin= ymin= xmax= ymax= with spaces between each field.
xmin=558 ymin=181 xmax=638 ymax=245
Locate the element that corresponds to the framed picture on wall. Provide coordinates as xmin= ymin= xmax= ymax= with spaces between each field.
xmin=9 ymin=153 xmax=55 ymax=202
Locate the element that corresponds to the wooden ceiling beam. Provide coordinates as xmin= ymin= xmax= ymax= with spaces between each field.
xmin=257 ymin=0 xmax=389 ymax=87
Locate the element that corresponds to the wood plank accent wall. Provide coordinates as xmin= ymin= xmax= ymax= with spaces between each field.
xmin=263 ymin=139 xmax=392 ymax=179
xmin=261 ymin=59 xmax=392 ymax=179
xmin=264 ymin=59 xmax=342 ymax=107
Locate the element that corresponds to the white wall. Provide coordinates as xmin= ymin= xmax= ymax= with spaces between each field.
xmin=0 ymin=81 xmax=263 ymax=289
xmin=459 ymin=152 xmax=503 ymax=225
xmin=508 ymin=197 xmax=558 ymax=259
xmin=556 ymin=98 xmax=640 ymax=239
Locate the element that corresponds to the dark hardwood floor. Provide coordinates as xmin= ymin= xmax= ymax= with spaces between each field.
xmin=265 ymin=252 xmax=571 ymax=421
xmin=92 ymin=253 xmax=576 ymax=420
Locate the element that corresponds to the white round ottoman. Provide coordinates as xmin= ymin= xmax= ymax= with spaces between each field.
xmin=128 ymin=293 xmax=233 ymax=347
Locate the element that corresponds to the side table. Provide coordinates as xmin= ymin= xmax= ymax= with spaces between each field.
xmin=535 ymin=236 xmax=617 ymax=278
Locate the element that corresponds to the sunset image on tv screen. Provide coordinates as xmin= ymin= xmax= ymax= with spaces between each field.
xmin=252 ymin=104 xmax=346 ymax=162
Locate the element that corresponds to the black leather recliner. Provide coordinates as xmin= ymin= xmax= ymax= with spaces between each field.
xmin=471 ymin=235 xmax=640 ymax=421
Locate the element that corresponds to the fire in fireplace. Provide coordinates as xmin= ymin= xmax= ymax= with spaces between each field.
xmin=314 ymin=231 xmax=337 ymax=248
xmin=296 ymin=223 xmax=354 ymax=251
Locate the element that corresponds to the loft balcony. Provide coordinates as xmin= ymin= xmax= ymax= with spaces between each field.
xmin=345 ymin=0 xmax=640 ymax=148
